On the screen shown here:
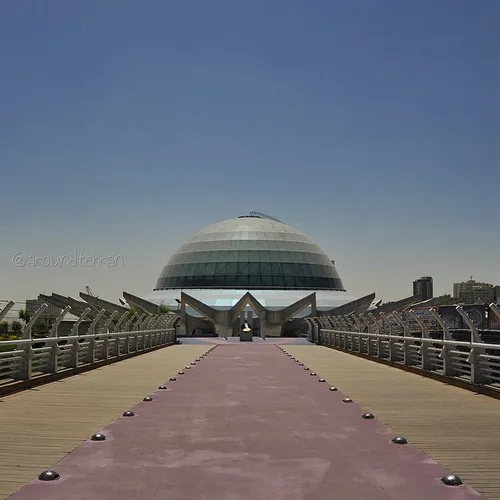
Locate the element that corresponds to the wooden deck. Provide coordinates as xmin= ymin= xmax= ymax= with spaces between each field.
xmin=0 ymin=345 xmax=209 ymax=499
xmin=284 ymin=345 xmax=500 ymax=500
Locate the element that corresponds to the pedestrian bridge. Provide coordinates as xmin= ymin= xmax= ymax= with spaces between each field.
xmin=1 ymin=338 xmax=499 ymax=500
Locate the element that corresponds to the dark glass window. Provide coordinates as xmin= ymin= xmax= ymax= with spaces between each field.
xmin=155 ymin=244 xmax=345 ymax=291
xmin=226 ymin=262 xmax=238 ymax=274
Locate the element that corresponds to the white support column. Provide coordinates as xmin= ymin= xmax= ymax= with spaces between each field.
xmin=490 ymin=303 xmax=500 ymax=324
xmin=367 ymin=313 xmax=380 ymax=333
xmin=123 ymin=312 xmax=138 ymax=353
xmin=367 ymin=313 xmax=381 ymax=356
xmin=429 ymin=308 xmax=452 ymax=340
xmin=350 ymin=315 xmax=363 ymax=352
xmin=135 ymin=313 xmax=148 ymax=350
xmin=380 ymin=312 xmax=395 ymax=335
xmin=70 ymin=308 xmax=91 ymax=369
xmin=87 ymin=309 xmax=106 ymax=335
xmin=393 ymin=311 xmax=412 ymax=365
xmin=122 ymin=312 xmax=138 ymax=332
xmin=145 ymin=315 xmax=158 ymax=330
xmin=14 ymin=304 xmax=48 ymax=380
xmin=342 ymin=315 xmax=354 ymax=331
xmin=135 ymin=313 xmax=148 ymax=331
xmin=358 ymin=314 xmax=371 ymax=333
xmin=45 ymin=305 xmax=71 ymax=374
xmin=380 ymin=313 xmax=395 ymax=360
xmin=48 ymin=305 xmax=72 ymax=338
xmin=104 ymin=311 xmax=120 ymax=333
xmin=85 ymin=308 xmax=106 ymax=364
xmin=358 ymin=314 xmax=373 ymax=355
xmin=429 ymin=308 xmax=456 ymax=376
xmin=456 ymin=305 xmax=482 ymax=344
xmin=115 ymin=312 xmax=129 ymax=332
xmin=21 ymin=303 xmax=48 ymax=340
xmin=0 ymin=300 xmax=15 ymax=322
xmin=71 ymin=308 xmax=91 ymax=336
xmin=410 ymin=310 xmax=431 ymax=371
xmin=456 ymin=305 xmax=487 ymax=385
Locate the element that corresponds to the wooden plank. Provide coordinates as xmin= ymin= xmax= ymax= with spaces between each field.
xmin=284 ymin=345 xmax=500 ymax=500
xmin=0 ymin=345 xmax=208 ymax=499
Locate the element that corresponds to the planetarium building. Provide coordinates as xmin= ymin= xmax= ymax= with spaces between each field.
xmin=131 ymin=212 xmax=376 ymax=337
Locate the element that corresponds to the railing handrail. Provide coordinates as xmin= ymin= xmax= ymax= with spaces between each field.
xmin=316 ymin=326 xmax=500 ymax=390
xmin=0 ymin=326 xmax=178 ymax=388
xmin=320 ymin=329 xmax=500 ymax=350
xmin=0 ymin=328 xmax=175 ymax=347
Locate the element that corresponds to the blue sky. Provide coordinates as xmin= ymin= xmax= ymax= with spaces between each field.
xmin=1 ymin=0 xmax=499 ymax=307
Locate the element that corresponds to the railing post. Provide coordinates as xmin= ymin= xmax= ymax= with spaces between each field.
xmin=146 ymin=315 xmax=159 ymax=348
xmin=393 ymin=312 xmax=413 ymax=365
xmin=358 ymin=314 xmax=372 ymax=355
xmin=328 ymin=316 xmax=337 ymax=346
xmin=46 ymin=305 xmax=71 ymax=374
xmin=87 ymin=309 xmax=106 ymax=335
xmin=342 ymin=315 xmax=354 ymax=350
xmin=355 ymin=315 xmax=365 ymax=352
xmin=456 ymin=305 xmax=488 ymax=385
xmin=429 ymin=308 xmax=456 ymax=376
xmin=304 ymin=318 xmax=313 ymax=342
xmin=70 ymin=308 xmax=91 ymax=368
xmin=367 ymin=313 xmax=380 ymax=357
xmin=115 ymin=312 xmax=129 ymax=355
xmin=14 ymin=304 xmax=48 ymax=381
xmin=84 ymin=309 xmax=106 ymax=363
xmin=380 ymin=313 xmax=394 ymax=360
xmin=103 ymin=311 xmax=119 ymax=359
xmin=312 ymin=318 xmax=321 ymax=344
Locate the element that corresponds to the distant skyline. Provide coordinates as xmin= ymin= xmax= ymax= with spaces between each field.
xmin=1 ymin=0 xmax=499 ymax=307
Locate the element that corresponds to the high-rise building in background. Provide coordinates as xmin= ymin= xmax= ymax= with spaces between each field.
xmin=413 ymin=276 xmax=433 ymax=300
xmin=453 ymin=279 xmax=495 ymax=304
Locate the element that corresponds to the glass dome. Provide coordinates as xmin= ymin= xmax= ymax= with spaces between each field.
xmin=155 ymin=215 xmax=345 ymax=291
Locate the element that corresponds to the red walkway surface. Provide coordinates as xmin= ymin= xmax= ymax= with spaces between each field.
xmin=9 ymin=344 xmax=484 ymax=500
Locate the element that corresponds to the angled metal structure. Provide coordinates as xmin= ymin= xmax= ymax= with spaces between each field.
xmin=122 ymin=291 xmax=160 ymax=314
xmin=318 ymin=292 xmax=375 ymax=317
xmin=181 ymin=291 xmax=317 ymax=337
xmin=42 ymin=293 xmax=99 ymax=318
xmin=79 ymin=292 xmax=129 ymax=315
xmin=371 ymin=295 xmax=422 ymax=316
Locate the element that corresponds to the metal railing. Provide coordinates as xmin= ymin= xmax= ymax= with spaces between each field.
xmin=0 ymin=301 xmax=179 ymax=383
xmin=305 ymin=303 xmax=500 ymax=389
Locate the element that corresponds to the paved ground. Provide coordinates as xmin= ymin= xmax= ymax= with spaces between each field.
xmin=8 ymin=343 xmax=484 ymax=500
xmin=284 ymin=344 xmax=500 ymax=500
xmin=0 ymin=345 xmax=209 ymax=499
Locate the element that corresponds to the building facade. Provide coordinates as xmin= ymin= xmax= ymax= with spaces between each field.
xmin=413 ymin=277 xmax=433 ymax=301
xmin=453 ymin=279 xmax=495 ymax=304
xmin=141 ymin=213 xmax=376 ymax=337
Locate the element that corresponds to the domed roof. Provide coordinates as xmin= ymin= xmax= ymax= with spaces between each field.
xmin=155 ymin=215 xmax=345 ymax=291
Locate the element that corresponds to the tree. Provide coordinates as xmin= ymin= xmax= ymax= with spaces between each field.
xmin=11 ymin=321 xmax=22 ymax=334
xmin=33 ymin=319 xmax=50 ymax=337
xmin=18 ymin=308 xmax=32 ymax=324
xmin=158 ymin=303 xmax=171 ymax=314
xmin=0 ymin=321 xmax=9 ymax=336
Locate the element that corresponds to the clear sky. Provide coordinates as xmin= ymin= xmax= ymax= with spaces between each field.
xmin=1 ymin=0 xmax=499 ymax=309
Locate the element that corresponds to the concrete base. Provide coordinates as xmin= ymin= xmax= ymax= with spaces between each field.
xmin=239 ymin=331 xmax=253 ymax=342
